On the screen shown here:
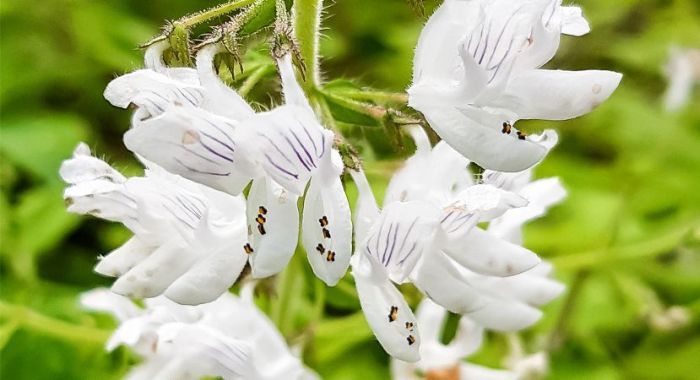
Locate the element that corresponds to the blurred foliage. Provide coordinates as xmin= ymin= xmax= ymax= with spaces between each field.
xmin=1 ymin=0 xmax=699 ymax=379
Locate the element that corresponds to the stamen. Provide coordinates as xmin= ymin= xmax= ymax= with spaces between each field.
xmin=405 ymin=322 xmax=414 ymax=331
xmin=322 ymin=228 xmax=331 ymax=239
xmin=243 ymin=243 xmax=254 ymax=254
xmin=388 ymin=306 xmax=398 ymax=322
xmin=258 ymin=206 xmax=268 ymax=215
xmin=517 ymin=131 xmax=527 ymax=140
xmin=316 ymin=243 xmax=325 ymax=254
xmin=326 ymin=251 xmax=336 ymax=262
xmin=256 ymin=214 xmax=266 ymax=224
xmin=319 ymin=215 xmax=329 ymax=227
xmin=407 ymin=335 xmax=416 ymax=345
xmin=501 ymin=122 xmax=512 ymax=134
xmin=257 ymin=224 xmax=267 ymax=235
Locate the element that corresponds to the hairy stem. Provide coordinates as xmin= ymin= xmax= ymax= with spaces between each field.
xmin=292 ymin=0 xmax=324 ymax=88
xmin=175 ymin=0 xmax=258 ymax=28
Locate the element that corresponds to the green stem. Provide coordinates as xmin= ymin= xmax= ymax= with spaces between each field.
xmin=175 ymin=0 xmax=258 ymax=28
xmin=0 ymin=301 xmax=111 ymax=346
xmin=293 ymin=0 xmax=324 ymax=88
xmin=238 ymin=64 xmax=275 ymax=96
xmin=329 ymin=88 xmax=409 ymax=105
xmin=550 ymin=221 xmax=696 ymax=271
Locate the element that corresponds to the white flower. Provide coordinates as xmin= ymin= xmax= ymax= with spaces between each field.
xmin=663 ymin=47 xmax=700 ymax=111
xmin=61 ymin=143 xmax=249 ymax=305
xmin=409 ymin=0 xmax=622 ymax=172
xmin=391 ymin=299 xmax=518 ymax=380
xmin=103 ymin=42 xmax=352 ymax=287
xmin=349 ymin=126 xmax=565 ymax=361
xmin=81 ymin=286 xmax=318 ymax=380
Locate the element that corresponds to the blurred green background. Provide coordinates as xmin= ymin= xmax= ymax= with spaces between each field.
xmin=1 ymin=0 xmax=699 ymax=379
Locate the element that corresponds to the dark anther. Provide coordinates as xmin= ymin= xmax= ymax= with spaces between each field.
xmin=388 ymin=306 xmax=398 ymax=322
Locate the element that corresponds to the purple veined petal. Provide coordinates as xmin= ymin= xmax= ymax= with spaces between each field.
xmin=241 ymin=105 xmax=331 ymax=195
xmin=104 ymin=69 xmax=205 ymax=116
xmin=111 ymin=243 xmax=200 ymax=299
xmin=412 ymin=0 xmax=482 ymax=84
xmin=196 ymin=44 xmax=256 ymax=123
xmin=411 ymin=249 xmax=487 ymax=316
xmin=246 ymin=176 xmax=299 ymax=279
xmin=124 ymin=105 xmax=254 ymax=194
xmin=351 ymin=252 xmax=421 ymax=362
xmin=301 ymin=173 xmax=352 ymax=286
xmin=499 ymin=69 xmax=623 ymax=121
xmin=277 ymin=54 xmax=314 ymax=114
xmin=363 ymin=200 xmax=442 ymax=284
xmin=448 ymin=183 xmax=528 ymax=224
xmin=443 ymin=228 xmax=541 ymax=277
xmin=95 ymin=237 xmax=156 ymax=278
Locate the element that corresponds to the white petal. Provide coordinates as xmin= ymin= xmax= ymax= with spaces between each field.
xmin=444 ymin=184 xmax=528 ymax=229
xmin=467 ymin=270 xmax=565 ymax=306
xmin=412 ymin=0 xmax=482 ymax=84
xmin=488 ymin=177 xmax=566 ymax=244
xmin=156 ymin=323 xmax=256 ymax=379
xmin=443 ymin=228 xmax=540 ymax=277
xmin=351 ymin=252 xmax=420 ymax=362
xmin=195 ymin=45 xmax=256 ymax=122
xmin=560 ymin=6 xmax=590 ymax=36
xmin=411 ymin=249 xmax=486 ymax=315
xmin=501 ymin=69 xmax=623 ymax=120
xmin=419 ymin=106 xmax=549 ymax=172
xmin=60 ymin=143 xmax=126 ymax=184
xmin=164 ymin=245 xmax=249 ymax=305
xmin=364 ymin=201 xmax=442 ymax=283
xmin=80 ymin=288 xmax=142 ymax=321
xmin=385 ymin=127 xmax=471 ymax=206
xmin=349 ymin=169 xmax=380 ymax=245
xmin=124 ymin=105 xmax=254 ymax=194
xmin=278 ymin=54 xmax=314 ymax=114
xmin=64 ymin=179 xmax=140 ymax=229
xmin=466 ymin=297 xmax=543 ymax=331
xmin=103 ymin=69 xmax=204 ymax=114
xmin=111 ymin=243 xmax=199 ymax=299
xmin=302 ymin=174 xmax=352 ymax=286
xmin=95 ymin=236 xmax=155 ymax=277
xmin=246 ymin=177 xmax=299 ymax=278
xmin=239 ymin=105 xmax=332 ymax=195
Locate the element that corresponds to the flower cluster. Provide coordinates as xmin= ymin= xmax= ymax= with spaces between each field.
xmin=81 ymin=285 xmax=318 ymax=379
xmin=61 ymin=0 xmax=621 ymax=375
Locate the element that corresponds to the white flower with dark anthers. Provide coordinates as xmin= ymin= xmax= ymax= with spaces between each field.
xmin=391 ymin=298 xmax=518 ymax=380
xmin=663 ymin=47 xmax=700 ymax=111
xmin=81 ymin=286 xmax=318 ymax=380
xmin=105 ymin=43 xmax=352 ymax=286
xmin=408 ymin=0 xmax=622 ymax=172
xmin=61 ymin=143 xmax=250 ymax=305
xmin=349 ymin=126 xmax=567 ymax=361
